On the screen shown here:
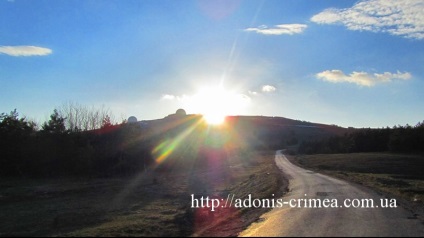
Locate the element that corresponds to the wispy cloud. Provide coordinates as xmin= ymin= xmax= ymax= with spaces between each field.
xmin=262 ymin=85 xmax=276 ymax=92
xmin=245 ymin=24 xmax=307 ymax=35
xmin=311 ymin=0 xmax=424 ymax=40
xmin=316 ymin=69 xmax=412 ymax=87
xmin=0 ymin=45 xmax=52 ymax=56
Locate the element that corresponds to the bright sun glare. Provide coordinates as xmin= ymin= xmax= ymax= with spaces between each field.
xmin=187 ymin=85 xmax=250 ymax=125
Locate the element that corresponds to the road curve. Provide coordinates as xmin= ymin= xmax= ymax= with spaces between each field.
xmin=239 ymin=150 xmax=424 ymax=237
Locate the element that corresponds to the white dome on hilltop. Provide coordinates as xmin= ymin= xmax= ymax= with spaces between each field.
xmin=128 ymin=116 xmax=137 ymax=123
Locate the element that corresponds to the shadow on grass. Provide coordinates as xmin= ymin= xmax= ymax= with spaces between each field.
xmin=0 ymin=150 xmax=286 ymax=237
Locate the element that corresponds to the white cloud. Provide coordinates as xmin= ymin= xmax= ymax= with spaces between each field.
xmin=161 ymin=94 xmax=176 ymax=100
xmin=245 ymin=24 xmax=307 ymax=35
xmin=0 ymin=45 xmax=52 ymax=56
xmin=311 ymin=0 xmax=424 ymax=40
xmin=262 ymin=85 xmax=276 ymax=92
xmin=316 ymin=69 xmax=412 ymax=87
xmin=248 ymin=90 xmax=258 ymax=96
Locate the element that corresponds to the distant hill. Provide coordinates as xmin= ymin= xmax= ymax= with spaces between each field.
xmin=138 ymin=114 xmax=351 ymax=150
xmin=225 ymin=116 xmax=350 ymax=149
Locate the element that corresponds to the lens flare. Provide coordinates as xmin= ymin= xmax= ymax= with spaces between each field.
xmin=152 ymin=116 xmax=203 ymax=165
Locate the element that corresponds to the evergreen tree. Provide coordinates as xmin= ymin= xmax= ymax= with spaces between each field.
xmin=0 ymin=109 xmax=36 ymax=176
xmin=42 ymin=109 xmax=67 ymax=134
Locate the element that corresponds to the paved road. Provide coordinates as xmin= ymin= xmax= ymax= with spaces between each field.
xmin=240 ymin=150 xmax=424 ymax=237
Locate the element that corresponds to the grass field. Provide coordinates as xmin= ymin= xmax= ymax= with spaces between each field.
xmin=0 ymin=150 xmax=286 ymax=237
xmin=287 ymin=153 xmax=424 ymax=216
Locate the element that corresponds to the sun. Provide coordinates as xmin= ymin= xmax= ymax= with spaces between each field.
xmin=203 ymin=109 xmax=227 ymax=125
xmin=186 ymin=85 xmax=250 ymax=125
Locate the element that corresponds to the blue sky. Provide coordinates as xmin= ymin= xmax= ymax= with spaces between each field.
xmin=1 ymin=0 xmax=423 ymax=128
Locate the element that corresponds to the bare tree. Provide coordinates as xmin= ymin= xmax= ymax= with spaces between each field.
xmin=59 ymin=102 xmax=117 ymax=131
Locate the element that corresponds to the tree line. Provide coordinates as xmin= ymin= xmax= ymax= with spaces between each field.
xmin=0 ymin=106 xmax=241 ymax=178
xmin=3 ymin=104 xmax=422 ymax=178
xmin=298 ymin=123 xmax=424 ymax=154
xmin=0 ymin=106 xmax=154 ymax=178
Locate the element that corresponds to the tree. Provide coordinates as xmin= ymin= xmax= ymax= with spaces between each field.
xmin=0 ymin=109 xmax=35 ymax=135
xmin=42 ymin=109 xmax=66 ymax=134
xmin=59 ymin=102 xmax=117 ymax=131
xmin=101 ymin=115 xmax=113 ymax=129
xmin=0 ymin=109 xmax=36 ymax=177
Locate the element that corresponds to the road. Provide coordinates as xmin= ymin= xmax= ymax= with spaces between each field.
xmin=239 ymin=150 xmax=424 ymax=237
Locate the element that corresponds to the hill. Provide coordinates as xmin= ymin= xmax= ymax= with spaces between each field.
xmin=139 ymin=114 xmax=350 ymax=151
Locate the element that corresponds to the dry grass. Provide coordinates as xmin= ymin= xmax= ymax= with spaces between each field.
xmin=0 ymin=150 xmax=286 ymax=237
xmin=287 ymin=153 xmax=424 ymax=219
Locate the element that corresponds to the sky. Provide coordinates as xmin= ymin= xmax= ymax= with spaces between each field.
xmin=1 ymin=0 xmax=423 ymax=128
